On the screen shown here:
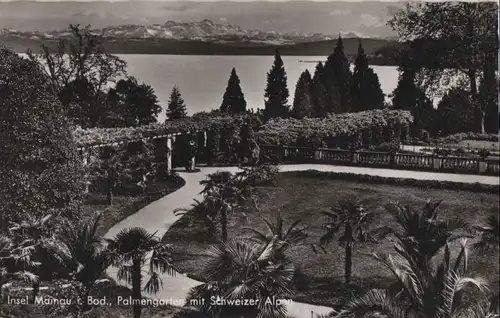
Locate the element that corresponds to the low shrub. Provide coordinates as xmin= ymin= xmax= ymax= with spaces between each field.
xmin=291 ymin=170 xmax=499 ymax=194
xmin=439 ymin=132 xmax=499 ymax=144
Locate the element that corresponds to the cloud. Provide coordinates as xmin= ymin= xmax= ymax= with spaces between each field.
xmin=328 ymin=9 xmax=351 ymax=16
xmin=359 ymin=13 xmax=384 ymax=27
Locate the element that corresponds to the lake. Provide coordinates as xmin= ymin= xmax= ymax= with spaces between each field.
xmin=118 ymin=55 xmax=400 ymax=122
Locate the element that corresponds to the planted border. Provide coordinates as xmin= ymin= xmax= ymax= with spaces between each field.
xmin=289 ymin=170 xmax=499 ymax=194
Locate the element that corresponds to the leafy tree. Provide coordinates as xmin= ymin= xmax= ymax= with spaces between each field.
xmin=479 ymin=54 xmax=499 ymax=133
xmin=0 ymin=47 xmax=83 ymax=230
xmin=106 ymin=77 xmax=161 ymax=127
xmin=388 ymin=2 xmax=498 ymax=133
xmin=166 ymin=86 xmax=188 ymax=120
xmin=107 ymin=227 xmax=176 ymax=318
xmin=336 ymin=238 xmax=494 ymax=318
xmin=310 ymin=62 xmax=328 ymax=118
xmin=89 ymin=145 xmax=128 ymax=205
xmin=351 ymin=42 xmax=385 ymax=111
xmin=292 ymin=69 xmax=313 ymax=118
xmin=186 ymin=238 xmax=295 ymax=318
xmin=220 ymin=67 xmax=247 ymax=114
xmin=322 ymin=35 xmax=352 ymax=113
xmin=437 ymin=87 xmax=475 ymax=135
xmin=319 ymin=199 xmax=376 ymax=285
xmin=27 ymin=24 xmax=127 ymax=128
xmin=264 ymin=50 xmax=290 ymax=120
xmin=206 ymin=124 xmax=221 ymax=166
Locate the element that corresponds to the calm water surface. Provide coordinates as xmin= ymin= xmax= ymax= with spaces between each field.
xmin=118 ymin=55 xmax=399 ymax=122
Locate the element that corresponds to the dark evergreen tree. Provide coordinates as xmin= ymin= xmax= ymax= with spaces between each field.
xmin=479 ymin=54 xmax=499 ymax=133
xmin=351 ymin=42 xmax=384 ymax=111
xmin=106 ymin=77 xmax=162 ymax=127
xmin=264 ymin=50 xmax=290 ymax=120
xmin=166 ymin=86 xmax=187 ymax=121
xmin=220 ymin=67 xmax=247 ymax=114
xmin=391 ymin=52 xmax=436 ymax=135
xmin=310 ymin=62 xmax=328 ymax=118
xmin=322 ymin=35 xmax=352 ymax=113
xmin=292 ymin=69 xmax=313 ymax=118
xmin=437 ymin=88 xmax=475 ymax=135
xmin=0 ymin=47 xmax=83 ymax=229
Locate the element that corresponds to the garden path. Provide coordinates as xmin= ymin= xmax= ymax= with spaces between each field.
xmin=105 ymin=164 xmax=499 ymax=318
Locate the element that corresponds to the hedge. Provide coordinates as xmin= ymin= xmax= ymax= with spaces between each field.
xmin=255 ymin=109 xmax=413 ymax=148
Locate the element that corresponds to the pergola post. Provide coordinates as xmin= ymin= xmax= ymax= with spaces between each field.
xmin=82 ymin=147 xmax=90 ymax=194
xmin=166 ymin=136 xmax=173 ymax=173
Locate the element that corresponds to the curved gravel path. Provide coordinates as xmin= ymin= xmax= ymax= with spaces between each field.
xmin=105 ymin=164 xmax=499 ymax=318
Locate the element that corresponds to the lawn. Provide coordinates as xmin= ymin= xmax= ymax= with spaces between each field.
xmin=83 ymin=175 xmax=185 ymax=236
xmin=163 ymin=171 xmax=500 ymax=308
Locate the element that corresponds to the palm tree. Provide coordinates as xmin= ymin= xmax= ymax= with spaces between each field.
xmin=106 ymin=227 xmax=177 ymax=318
xmin=335 ymin=239 xmax=495 ymax=318
xmin=9 ymin=214 xmax=71 ymax=300
xmin=62 ymin=213 xmax=112 ymax=312
xmin=174 ymin=199 xmax=218 ymax=236
xmin=186 ymin=237 xmax=295 ymax=318
xmin=243 ymin=214 xmax=310 ymax=259
xmin=319 ymin=199 xmax=376 ymax=284
xmin=375 ymin=200 xmax=471 ymax=268
xmin=199 ymin=171 xmax=251 ymax=242
xmin=473 ymin=211 xmax=500 ymax=254
xmin=0 ymin=234 xmax=38 ymax=301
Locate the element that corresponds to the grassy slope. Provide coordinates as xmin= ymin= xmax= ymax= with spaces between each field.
xmin=163 ymin=171 xmax=499 ymax=307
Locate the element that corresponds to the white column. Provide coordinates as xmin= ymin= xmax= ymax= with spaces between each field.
xmin=166 ymin=137 xmax=172 ymax=173
xmin=82 ymin=148 xmax=90 ymax=194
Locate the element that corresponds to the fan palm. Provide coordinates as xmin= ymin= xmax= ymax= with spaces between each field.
xmin=199 ymin=171 xmax=251 ymax=242
xmin=186 ymin=237 xmax=295 ymax=318
xmin=473 ymin=212 xmax=500 ymax=255
xmin=336 ymin=239 xmax=494 ymax=318
xmin=319 ymin=199 xmax=376 ymax=284
xmin=9 ymin=214 xmax=71 ymax=300
xmin=62 ymin=213 xmax=112 ymax=312
xmin=374 ymin=200 xmax=471 ymax=268
xmin=243 ymin=214 xmax=310 ymax=260
xmin=0 ymin=234 xmax=38 ymax=301
xmin=174 ymin=199 xmax=218 ymax=236
xmin=106 ymin=227 xmax=177 ymax=318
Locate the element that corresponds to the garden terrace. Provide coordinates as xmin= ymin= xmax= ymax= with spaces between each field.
xmin=163 ymin=170 xmax=500 ymax=309
xmin=260 ymin=145 xmax=500 ymax=176
xmin=255 ymin=109 xmax=414 ymax=148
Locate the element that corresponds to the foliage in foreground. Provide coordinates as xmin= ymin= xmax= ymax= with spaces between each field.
xmin=0 ymin=46 xmax=84 ymax=230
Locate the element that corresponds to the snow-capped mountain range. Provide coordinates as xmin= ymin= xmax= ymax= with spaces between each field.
xmin=0 ymin=19 xmax=366 ymax=45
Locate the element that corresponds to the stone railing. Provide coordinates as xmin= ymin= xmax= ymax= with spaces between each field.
xmin=260 ymin=145 xmax=499 ymax=176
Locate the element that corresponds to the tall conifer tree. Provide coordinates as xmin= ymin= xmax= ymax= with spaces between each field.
xmin=310 ymin=62 xmax=328 ymax=118
xmin=166 ymin=86 xmax=187 ymax=120
xmin=220 ymin=67 xmax=247 ymax=114
xmin=292 ymin=69 xmax=313 ymax=118
xmin=322 ymin=35 xmax=352 ymax=113
xmin=351 ymin=42 xmax=384 ymax=111
xmin=264 ymin=50 xmax=289 ymax=120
